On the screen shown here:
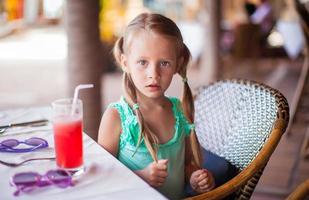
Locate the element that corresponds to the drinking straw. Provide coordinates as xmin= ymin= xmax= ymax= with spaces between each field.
xmin=71 ymin=84 xmax=94 ymax=116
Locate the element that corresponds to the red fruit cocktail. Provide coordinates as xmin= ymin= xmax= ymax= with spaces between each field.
xmin=53 ymin=117 xmax=83 ymax=168
xmin=52 ymin=98 xmax=83 ymax=172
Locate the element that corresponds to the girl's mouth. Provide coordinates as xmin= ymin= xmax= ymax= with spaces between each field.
xmin=147 ymin=84 xmax=159 ymax=87
xmin=146 ymin=84 xmax=160 ymax=91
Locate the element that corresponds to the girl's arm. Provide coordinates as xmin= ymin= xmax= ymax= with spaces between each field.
xmin=98 ymin=108 xmax=168 ymax=187
xmin=98 ymin=108 xmax=122 ymax=157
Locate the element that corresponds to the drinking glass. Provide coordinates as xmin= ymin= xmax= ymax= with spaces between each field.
xmin=52 ymin=98 xmax=84 ymax=172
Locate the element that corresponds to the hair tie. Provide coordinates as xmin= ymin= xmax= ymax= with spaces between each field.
xmin=189 ymin=123 xmax=195 ymax=131
xmin=182 ymin=77 xmax=188 ymax=83
xmin=132 ymin=103 xmax=139 ymax=110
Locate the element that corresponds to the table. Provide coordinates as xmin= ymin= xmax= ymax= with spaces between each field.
xmin=0 ymin=107 xmax=166 ymax=200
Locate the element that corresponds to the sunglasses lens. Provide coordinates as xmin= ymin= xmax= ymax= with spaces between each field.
xmin=25 ymin=138 xmax=46 ymax=146
xmin=47 ymin=170 xmax=71 ymax=185
xmin=0 ymin=139 xmax=19 ymax=148
xmin=13 ymin=172 xmax=38 ymax=186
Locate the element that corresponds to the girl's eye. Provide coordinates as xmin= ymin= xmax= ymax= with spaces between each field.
xmin=160 ymin=61 xmax=170 ymax=67
xmin=138 ymin=60 xmax=147 ymax=66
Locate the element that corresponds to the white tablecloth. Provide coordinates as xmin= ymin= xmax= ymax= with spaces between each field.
xmin=0 ymin=107 xmax=166 ymax=200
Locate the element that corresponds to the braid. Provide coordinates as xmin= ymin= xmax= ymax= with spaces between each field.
xmin=123 ymin=72 xmax=159 ymax=162
xmin=178 ymin=44 xmax=202 ymax=169
xmin=183 ymin=81 xmax=202 ymax=168
xmin=123 ymin=72 xmax=137 ymax=104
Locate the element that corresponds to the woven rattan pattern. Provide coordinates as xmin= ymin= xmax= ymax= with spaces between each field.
xmin=194 ymin=80 xmax=279 ymax=170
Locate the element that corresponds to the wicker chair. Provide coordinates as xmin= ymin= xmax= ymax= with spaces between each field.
xmin=187 ymin=79 xmax=289 ymax=200
xmin=286 ymin=178 xmax=309 ymax=200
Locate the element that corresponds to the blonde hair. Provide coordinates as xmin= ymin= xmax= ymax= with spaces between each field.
xmin=113 ymin=13 xmax=202 ymax=168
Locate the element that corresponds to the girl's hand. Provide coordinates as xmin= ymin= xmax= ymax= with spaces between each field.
xmin=136 ymin=159 xmax=168 ymax=187
xmin=190 ymin=169 xmax=215 ymax=193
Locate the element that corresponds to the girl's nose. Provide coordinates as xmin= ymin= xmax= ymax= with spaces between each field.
xmin=147 ymin=65 xmax=160 ymax=80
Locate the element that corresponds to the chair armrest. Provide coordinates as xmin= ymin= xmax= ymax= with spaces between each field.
xmin=286 ymin=178 xmax=309 ymax=200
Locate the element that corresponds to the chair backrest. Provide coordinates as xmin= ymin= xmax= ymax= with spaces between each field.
xmin=192 ymin=79 xmax=289 ymax=200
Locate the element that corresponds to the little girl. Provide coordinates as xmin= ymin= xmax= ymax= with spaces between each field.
xmin=98 ymin=13 xmax=215 ymax=199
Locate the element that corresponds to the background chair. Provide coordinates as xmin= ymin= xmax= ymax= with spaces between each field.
xmin=188 ymin=79 xmax=289 ymax=200
xmin=286 ymin=178 xmax=309 ymax=200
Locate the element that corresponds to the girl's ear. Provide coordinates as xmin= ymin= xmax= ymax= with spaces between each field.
xmin=120 ymin=54 xmax=129 ymax=73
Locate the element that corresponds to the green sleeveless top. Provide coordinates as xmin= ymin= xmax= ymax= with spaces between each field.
xmin=108 ymin=96 xmax=193 ymax=200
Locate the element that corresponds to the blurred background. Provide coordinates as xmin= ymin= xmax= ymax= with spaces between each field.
xmin=0 ymin=0 xmax=308 ymax=199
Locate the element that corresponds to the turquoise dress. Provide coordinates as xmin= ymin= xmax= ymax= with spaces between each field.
xmin=108 ymin=96 xmax=193 ymax=200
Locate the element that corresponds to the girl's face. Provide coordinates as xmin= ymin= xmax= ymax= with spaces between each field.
xmin=121 ymin=31 xmax=178 ymax=99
